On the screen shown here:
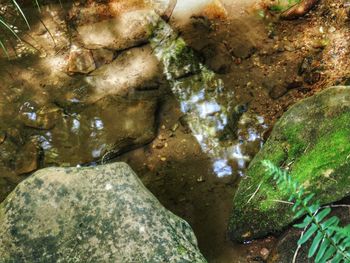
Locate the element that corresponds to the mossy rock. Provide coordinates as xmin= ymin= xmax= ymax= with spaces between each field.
xmin=0 ymin=163 xmax=207 ymax=262
xmin=229 ymin=86 xmax=350 ymax=242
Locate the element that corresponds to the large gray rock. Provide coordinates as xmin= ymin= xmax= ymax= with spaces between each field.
xmin=229 ymin=86 xmax=350 ymax=242
xmin=0 ymin=163 xmax=207 ymax=262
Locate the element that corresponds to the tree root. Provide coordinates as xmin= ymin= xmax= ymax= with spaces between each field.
xmin=280 ymin=0 xmax=320 ymax=20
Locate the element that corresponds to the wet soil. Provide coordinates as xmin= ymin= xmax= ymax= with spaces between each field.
xmin=1 ymin=0 xmax=350 ymax=262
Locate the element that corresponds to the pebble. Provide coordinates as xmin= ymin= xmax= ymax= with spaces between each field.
xmin=196 ymin=176 xmax=205 ymax=183
xmin=260 ymin=248 xmax=270 ymax=260
xmin=171 ymin=123 xmax=179 ymax=132
xmin=160 ymin=157 xmax=167 ymax=162
xmin=0 ymin=132 xmax=6 ymax=144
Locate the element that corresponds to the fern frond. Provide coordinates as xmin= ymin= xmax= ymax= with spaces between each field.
xmin=262 ymin=160 xmax=350 ymax=262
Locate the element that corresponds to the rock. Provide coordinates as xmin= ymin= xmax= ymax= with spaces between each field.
xmin=202 ymin=43 xmax=232 ymax=73
xmin=19 ymin=103 xmax=62 ymax=130
xmin=92 ymin=48 xmax=115 ymax=68
xmin=0 ymin=163 xmax=207 ymax=262
xmin=0 ymin=131 xmax=5 ymax=144
xmin=0 ymin=177 xmax=16 ymax=204
xmin=67 ymin=47 xmax=96 ymax=74
xmin=229 ymin=86 xmax=350 ymax=242
xmin=86 ymin=46 xmax=164 ymax=101
xmin=268 ymin=206 xmax=350 ymax=263
xmin=15 ymin=138 xmax=40 ymax=175
xmin=268 ymin=85 xmax=288 ymax=99
xmin=304 ymin=72 xmax=321 ymax=84
xmin=77 ymin=10 xmax=155 ymax=50
xmin=229 ymin=30 xmax=256 ymax=60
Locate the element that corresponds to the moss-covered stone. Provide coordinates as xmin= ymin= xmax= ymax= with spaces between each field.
xmin=229 ymin=86 xmax=350 ymax=242
xmin=0 ymin=163 xmax=207 ymax=262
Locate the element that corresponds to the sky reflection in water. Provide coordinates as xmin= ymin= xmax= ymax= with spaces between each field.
xmin=150 ymin=16 xmax=267 ymax=178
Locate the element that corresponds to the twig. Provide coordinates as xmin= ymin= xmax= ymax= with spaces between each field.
xmin=247 ymin=181 xmax=263 ymax=204
xmin=39 ymin=18 xmax=56 ymax=47
xmin=271 ymin=199 xmax=294 ymax=205
xmin=292 ymin=228 xmax=305 ymax=263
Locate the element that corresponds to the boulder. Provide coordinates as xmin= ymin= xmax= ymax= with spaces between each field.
xmin=229 ymin=86 xmax=350 ymax=242
xmin=77 ymin=10 xmax=155 ymax=50
xmin=0 ymin=163 xmax=207 ymax=262
xmin=85 ymin=45 xmax=164 ymax=101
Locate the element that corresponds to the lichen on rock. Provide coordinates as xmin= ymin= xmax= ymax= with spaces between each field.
xmin=0 ymin=163 xmax=207 ymax=262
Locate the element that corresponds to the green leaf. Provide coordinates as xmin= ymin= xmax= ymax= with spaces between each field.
xmin=303 ymin=193 xmax=315 ymax=206
xmin=315 ymin=238 xmax=329 ymax=262
xmin=308 ymin=231 xmax=323 ymax=258
xmin=294 ymin=215 xmax=312 ymax=229
xmin=320 ymin=216 xmax=339 ymax=230
xmin=294 ymin=208 xmax=306 ymax=219
xmin=292 ymin=199 xmax=301 ymax=212
xmin=322 ymin=246 xmax=336 ymax=262
xmin=314 ymin=207 xmax=331 ymax=223
xmin=331 ymin=252 xmax=343 ymax=263
xmin=309 ymin=203 xmax=321 ymax=214
xmin=298 ymin=223 xmax=318 ymax=246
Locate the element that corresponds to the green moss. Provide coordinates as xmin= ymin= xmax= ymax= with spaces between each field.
xmin=229 ymin=87 xmax=350 ymax=242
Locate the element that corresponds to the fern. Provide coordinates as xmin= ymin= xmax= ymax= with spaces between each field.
xmin=262 ymin=160 xmax=350 ymax=262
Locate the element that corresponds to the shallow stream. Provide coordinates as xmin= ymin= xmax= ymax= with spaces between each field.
xmin=0 ymin=0 xmax=346 ymax=261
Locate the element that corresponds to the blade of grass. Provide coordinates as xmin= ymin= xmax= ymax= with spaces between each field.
xmin=0 ymin=15 xmax=21 ymax=41
xmin=11 ymin=0 xmax=30 ymax=29
xmin=0 ymin=38 xmax=9 ymax=57
xmin=34 ymin=0 xmax=42 ymax=12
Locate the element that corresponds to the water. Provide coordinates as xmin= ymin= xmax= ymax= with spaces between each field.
xmin=0 ymin=1 xmax=277 ymax=261
xmin=149 ymin=13 xmax=267 ymax=178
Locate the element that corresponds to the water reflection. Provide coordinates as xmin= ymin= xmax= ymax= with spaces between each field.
xmin=150 ymin=16 xmax=267 ymax=177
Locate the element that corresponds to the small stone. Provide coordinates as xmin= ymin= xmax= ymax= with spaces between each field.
xmin=160 ymin=157 xmax=167 ymax=162
xmin=67 ymin=47 xmax=96 ymax=74
xmin=269 ymin=85 xmax=288 ymax=99
xmin=171 ymin=123 xmax=179 ymax=132
xmin=196 ymin=176 xmax=205 ymax=183
xmin=328 ymin=26 xmax=336 ymax=33
xmin=284 ymin=44 xmax=295 ymax=52
xmin=155 ymin=142 xmax=164 ymax=149
xmin=0 ymin=131 xmax=6 ymax=145
xmin=260 ymin=248 xmax=270 ymax=260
